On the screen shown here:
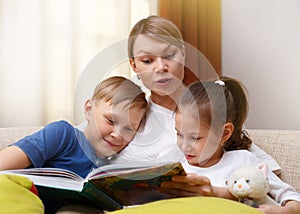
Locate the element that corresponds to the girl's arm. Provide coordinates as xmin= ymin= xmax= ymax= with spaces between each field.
xmin=258 ymin=200 xmax=300 ymax=214
xmin=160 ymin=173 xmax=236 ymax=200
xmin=0 ymin=146 xmax=32 ymax=170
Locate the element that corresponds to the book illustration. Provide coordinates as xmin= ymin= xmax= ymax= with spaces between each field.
xmin=89 ymin=162 xmax=186 ymax=205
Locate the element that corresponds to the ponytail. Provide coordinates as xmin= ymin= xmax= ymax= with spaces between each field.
xmin=220 ymin=76 xmax=252 ymax=151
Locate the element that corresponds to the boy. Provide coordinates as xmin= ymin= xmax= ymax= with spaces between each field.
xmin=0 ymin=76 xmax=148 ymax=212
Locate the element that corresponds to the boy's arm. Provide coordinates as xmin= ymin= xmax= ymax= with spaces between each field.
xmin=0 ymin=146 xmax=32 ymax=170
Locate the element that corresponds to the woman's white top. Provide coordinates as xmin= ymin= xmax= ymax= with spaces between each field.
xmin=110 ymin=99 xmax=185 ymax=164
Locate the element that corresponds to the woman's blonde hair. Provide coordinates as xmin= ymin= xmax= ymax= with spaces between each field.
xmin=128 ymin=15 xmax=184 ymax=59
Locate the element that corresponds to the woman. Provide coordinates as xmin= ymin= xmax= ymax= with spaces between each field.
xmin=110 ymin=16 xmax=280 ymax=173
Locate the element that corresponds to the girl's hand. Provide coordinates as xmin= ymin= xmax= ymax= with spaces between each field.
xmin=160 ymin=173 xmax=215 ymax=197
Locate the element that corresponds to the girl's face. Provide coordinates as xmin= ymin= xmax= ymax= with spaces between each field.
xmin=84 ymin=99 xmax=145 ymax=158
xmin=175 ymin=110 xmax=224 ymax=167
xmin=130 ymin=35 xmax=185 ymax=97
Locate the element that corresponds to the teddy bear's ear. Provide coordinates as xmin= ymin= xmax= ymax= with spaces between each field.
xmin=257 ymin=162 xmax=268 ymax=178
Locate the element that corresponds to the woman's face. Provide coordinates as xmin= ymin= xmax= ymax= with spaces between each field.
xmin=130 ymin=35 xmax=185 ymax=97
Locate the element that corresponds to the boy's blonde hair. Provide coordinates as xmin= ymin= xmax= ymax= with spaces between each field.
xmin=128 ymin=15 xmax=184 ymax=59
xmin=92 ymin=76 xmax=147 ymax=111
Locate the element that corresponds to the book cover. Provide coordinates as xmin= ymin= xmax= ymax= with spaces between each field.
xmin=0 ymin=162 xmax=186 ymax=211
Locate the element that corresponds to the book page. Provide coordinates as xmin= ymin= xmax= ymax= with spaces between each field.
xmin=86 ymin=161 xmax=179 ymax=180
xmin=0 ymin=168 xmax=84 ymax=191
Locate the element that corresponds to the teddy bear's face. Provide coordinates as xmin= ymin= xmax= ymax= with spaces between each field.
xmin=227 ymin=163 xmax=269 ymax=200
xmin=231 ymin=177 xmax=253 ymax=197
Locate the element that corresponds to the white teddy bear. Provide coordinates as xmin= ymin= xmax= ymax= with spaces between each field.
xmin=226 ymin=162 xmax=276 ymax=207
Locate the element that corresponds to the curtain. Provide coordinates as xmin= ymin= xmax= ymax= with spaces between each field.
xmin=159 ymin=0 xmax=221 ymax=85
xmin=0 ymin=0 xmax=158 ymax=127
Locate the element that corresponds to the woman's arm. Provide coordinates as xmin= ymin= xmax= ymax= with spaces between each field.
xmin=0 ymin=146 xmax=32 ymax=170
xmin=160 ymin=173 xmax=236 ymax=200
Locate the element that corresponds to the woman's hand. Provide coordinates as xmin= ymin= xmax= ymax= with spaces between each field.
xmin=160 ymin=173 xmax=236 ymax=200
xmin=160 ymin=173 xmax=215 ymax=197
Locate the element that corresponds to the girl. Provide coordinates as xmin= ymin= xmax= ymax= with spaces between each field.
xmin=161 ymin=76 xmax=300 ymax=214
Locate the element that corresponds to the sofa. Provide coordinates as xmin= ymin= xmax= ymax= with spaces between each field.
xmin=0 ymin=127 xmax=299 ymax=212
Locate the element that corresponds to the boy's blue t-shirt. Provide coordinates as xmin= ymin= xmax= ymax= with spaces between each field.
xmin=13 ymin=120 xmax=107 ymax=178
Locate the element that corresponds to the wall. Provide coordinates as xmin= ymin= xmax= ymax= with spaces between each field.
xmin=222 ymin=0 xmax=300 ymax=130
xmin=0 ymin=0 xmax=157 ymax=127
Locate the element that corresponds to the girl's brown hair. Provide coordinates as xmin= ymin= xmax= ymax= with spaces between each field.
xmin=178 ymin=76 xmax=252 ymax=151
xmin=127 ymin=15 xmax=184 ymax=59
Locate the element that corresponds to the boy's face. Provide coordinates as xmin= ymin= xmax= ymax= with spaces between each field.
xmin=84 ymin=99 xmax=145 ymax=158
xmin=130 ymin=35 xmax=185 ymax=97
xmin=175 ymin=110 xmax=223 ymax=167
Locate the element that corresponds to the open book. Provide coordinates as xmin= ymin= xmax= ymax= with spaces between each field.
xmin=0 ymin=162 xmax=186 ymax=211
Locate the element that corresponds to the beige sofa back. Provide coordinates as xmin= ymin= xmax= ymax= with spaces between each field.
xmin=0 ymin=127 xmax=299 ymax=193
xmin=0 ymin=127 xmax=41 ymax=150
xmin=247 ymin=129 xmax=300 ymax=193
